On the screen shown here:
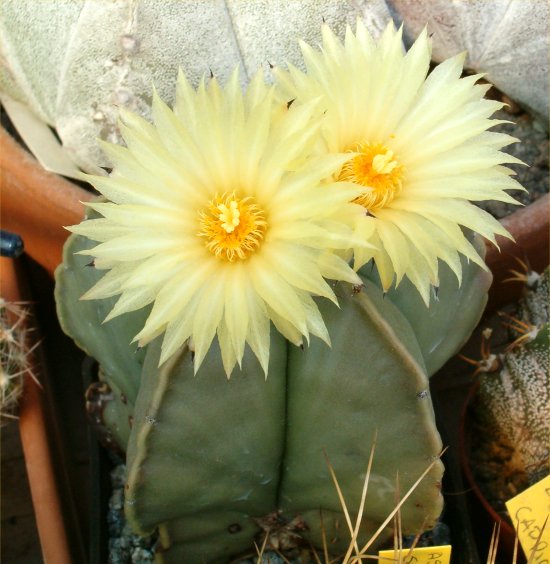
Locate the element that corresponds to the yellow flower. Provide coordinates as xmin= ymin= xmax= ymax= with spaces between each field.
xmin=69 ymin=70 xmax=364 ymax=376
xmin=274 ymin=21 xmax=524 ymax=303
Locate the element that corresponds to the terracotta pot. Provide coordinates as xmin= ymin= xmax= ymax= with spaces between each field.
xmin=485 ymin=193 xmax=550 ymax=312
xmin=0 ymin=125 xmax=92 ymax=277
xmin=1 ymin=256 xmax=89 ymax=563
xmin=459 ymin=382 xmax=525 ymax=564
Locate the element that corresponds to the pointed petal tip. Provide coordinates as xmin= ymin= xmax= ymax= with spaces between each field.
xmin=102 ymin=309 xmax=118 ymax=323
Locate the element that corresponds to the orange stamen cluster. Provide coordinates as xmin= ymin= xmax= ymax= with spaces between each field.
xmin=198 ymin=192 xmax=267 ymax=261
xmin=338 ymin=142 xmax=404 ymax=211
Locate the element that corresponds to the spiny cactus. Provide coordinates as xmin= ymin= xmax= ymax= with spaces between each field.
xmin=514 ymin=265 xmax=549 ymax=330
xmin=472 ymin=267 xmax=549 ymax=490
xmin=0 ymin=299 xmax=34 ymax=425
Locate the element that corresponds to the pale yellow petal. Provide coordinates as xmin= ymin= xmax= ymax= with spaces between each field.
xmin=351 ymin=215 xmax=377 ymax=271
xmin=408 ymin=145 xmax=524 ymax=179
xmin=391 ymin=198 xmax=511 ymax=246
xmin=377 ymin=209 xmax=455 ymax=285
xmin=244 ymin=289 xmax=270 ymax=375
xmin=151 ymin=90 xmax=213 ymax=188
xmin=412 ymin=215 xmax=487 ymax=271
xmin=397 ymin=249 xmax=433 ymax=305
xmin=362 ymin=231 xmax=394 ymax=290
xmin=240 ymin=88 xmax=272 ymax=190
xmin=81 ymin=262 xmax=136 ymax=300
xmin=245 ymin=70 xmax=269 ymax=109
xmin=174 ymin=69 xmax=199 ymax=129
xmin=271 ymin=217 xmax=362 ymax=250
xmin=217 ymin=318 xmax=239 ymax=377
xmin=372 ymin=218 xmax=412 ymax=285
xmin=121 ymin=252 xmax=195 ymax=290
xmin=191 ymin=274 xmax=227 ymax=372
xmin=118 ymin=123 xmax=188 ymax=191
xmin=158 ymin=299 xmax=199 ymax=364
xmin=85 ymin=202 xmax=193 ymax=228
xmin=81 ymin=171 xmax=169 ymax=208
xmin=267 ymin=305 xmax=304 ymax=347
xmin=77 ymin=233 xmax=181 ymax=262
xmin=118 ymin=108 xmax=157 ymax=141
xmin=392 ymin=53 xmax=469 ymax=148
xmin=406 ymin=173 xmax=522 ymax=204
xmin=280 ymin=183 xmax=362 ymax=222
xmin=249 ymin=259 xmax=308 ymax=337
xmin=68 ymin=219 xmax=130 ymax=242
xmin=262 ymin=244 xmax=337 ymax=303
xmin=138 ymin=260 xmax=215 ymax=340
xmin=223 ymin=265 xmax=249 ymax=366
xmin=104 ymin=286 xmax=156 ymax=322
xmin=317 ymin=252 xmax=361 ymax=285
xmin=400 ymin=104 xmax=507 ymax=162
xmin=379 ymin=27 xmax=431 ymax=135
xmin=300 ymin=291 xmax=331 ymax=346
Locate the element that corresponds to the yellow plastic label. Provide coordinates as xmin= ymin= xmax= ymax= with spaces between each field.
xmin=505 ymin=474 xmax=550 ymax=561
xmin=378 ymin=545 xmax=452 ymax=563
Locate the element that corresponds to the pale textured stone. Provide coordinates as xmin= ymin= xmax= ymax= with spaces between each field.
xmin=0 ymin=0 xmax=392 ymax=172
xmin=0 ymin=0 xmax=83 ymax=123
xmin=388 ymin=0 xmax=549 ymax=121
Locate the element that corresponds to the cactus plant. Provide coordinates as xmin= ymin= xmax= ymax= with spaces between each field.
xmin=56 ymin=221 xmax=492 ymax=560
xmin=471 ymin=267 xmax=549 ymax=497
xmin=0 ymin=299 xmax=34 ymax=425
xmin=52 ymin=17 xmax=521 ymax=562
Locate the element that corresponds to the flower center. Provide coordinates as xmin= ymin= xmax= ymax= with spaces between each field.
xmin=198 ymin=192 xmax=267 ymax=261
xmin=338 ymin=142 xmax=404 ymax=211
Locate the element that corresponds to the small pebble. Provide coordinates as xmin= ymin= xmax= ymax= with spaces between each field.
xmin=107 ymin=463 xmax=156 ymax=563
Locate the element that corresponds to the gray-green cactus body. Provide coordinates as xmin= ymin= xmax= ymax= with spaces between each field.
xmin=55 ymin=226 xmax=147 ymax=448
xmin=85 ymin=371 xmax=134 ymax=453
xmin=475 ymin=267 xmax=549 ymax=487
xmin=123 ymin=280 xmax=443 ymax=562
xmin=55 ymin=226 xmax=493 ymax=560
xmin=55 ymin=229 xmax=147 ymax=403
xmin=125 ymin=334 xmax=287 ymax=562
xmin=360 ymin=233 xmax=492 ymax=376
xmin=279 ymin=279 xmax=444 ymax=552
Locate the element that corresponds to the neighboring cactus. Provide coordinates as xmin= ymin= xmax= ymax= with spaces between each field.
xmin=55 ymin=224 xmax=492 ymax=561
xmin=515 ymin=265 xmax=550 ymax=330
xmin=0 ymin=299 xmax=34 ymax=425
xmin=472 ymin=267 xmax=549 ymax=490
